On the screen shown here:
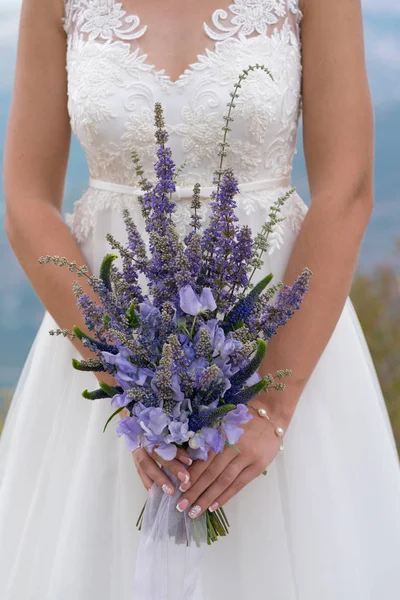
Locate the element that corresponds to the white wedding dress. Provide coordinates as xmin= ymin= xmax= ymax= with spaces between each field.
xmin=1 ymin=1 xmax=400 ymax=598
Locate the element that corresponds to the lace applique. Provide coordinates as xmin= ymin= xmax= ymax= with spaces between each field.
xmin=63 ymin=0 xmax=147 ymax=40
xmin=204 ymin=0 xmax=301 ymax=41
xmin=64 ymin=186 xmax=308 ymax=248
xmin=171 ymin=28 xmax=301 ymax=182
xmin=66 ymin=34 xmax=154 ymax=145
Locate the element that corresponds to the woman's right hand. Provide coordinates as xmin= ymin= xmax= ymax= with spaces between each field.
xmin=120 ymin=408 xmax=193 ymax=495
xmin=96 ymin=373 xmax=192 ymax=494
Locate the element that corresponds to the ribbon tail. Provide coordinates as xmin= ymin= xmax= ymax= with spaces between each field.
xmin=134 ymin=470 xmax=207 ymax=600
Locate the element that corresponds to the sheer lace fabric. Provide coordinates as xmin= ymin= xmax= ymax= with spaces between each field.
xmin=62 ymin=0 xmax=306 ymax=242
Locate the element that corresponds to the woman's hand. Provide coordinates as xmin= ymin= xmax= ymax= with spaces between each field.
xmin=118 ymin=407 xmax=193 ymax=494
xmin=175 ymin=399 xmax=291 ymax=519
xmin=132 ymin=446 xmax=193 ymax=495
xmin=96 ymin=372 xmax=194 ymax=494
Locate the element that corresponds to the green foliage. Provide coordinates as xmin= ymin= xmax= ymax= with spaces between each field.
xmin=72 ymin=358 xmax=105 ymax=372
xmin=351 ymin=258 xmax=400 ymax=454
xmin=0 ymin=389 xmax=13 ymax=436
xmin=99 ymin=253 xmax=118 ymax=290
xmin=99 ymin=381 xmax=120 ymax=398
xmin=103 ymin=407 xmax=124 ymax=432
xmin=82 ymin=388 xmax=110 ymax=400
xmin=126 ymin=303 xmax=140 ymax=329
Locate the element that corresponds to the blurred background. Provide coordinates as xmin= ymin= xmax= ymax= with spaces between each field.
xmin=0 ymin=0 xmax=399 ymax=449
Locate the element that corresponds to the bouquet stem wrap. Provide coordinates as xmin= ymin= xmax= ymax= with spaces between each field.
xmin=134 ymin=470 xmax=207 ymax=600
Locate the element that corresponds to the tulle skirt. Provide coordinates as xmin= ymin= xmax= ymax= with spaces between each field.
xmin=1 ymin=190 xmax=400 ymax=599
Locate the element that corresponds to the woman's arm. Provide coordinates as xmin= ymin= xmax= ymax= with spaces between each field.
xmin=176 ymin=0 xmax=374 ymax=516
xmin=255 ymin=0 xmax=374 ymax=422
xmin=4 ymin=0 xmax=193 ymax=488
xmin=4 ymin=0 xmax=115 ymax=385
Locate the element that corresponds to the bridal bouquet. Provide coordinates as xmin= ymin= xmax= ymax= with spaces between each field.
xmin=39 ymin=66 xmax=311 ymax=599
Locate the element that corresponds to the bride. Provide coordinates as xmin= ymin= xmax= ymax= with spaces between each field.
xmin=1 ymin=0 xmax=400 ymax=598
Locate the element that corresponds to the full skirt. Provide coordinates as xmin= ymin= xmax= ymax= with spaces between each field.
xmin=1 ymin=196 xmax=400 ymax=599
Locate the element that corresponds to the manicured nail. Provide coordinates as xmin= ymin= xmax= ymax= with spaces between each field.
xmin=179 ymin=481 xmax=191 ymax=492
xmin=180 ymin=456 xmax=193 ymax=466
xmin=188 ymin=505 xmax=202 ymax=519
xmin=162 ymin=484 xmax=173 ymax=496
xmin=176 ymin=498 xmax=189 ymax=512
xmin=177 ymin=471 xmax=190 ymax=484
xmin=209 ymin=502 xmax=219 ymax=513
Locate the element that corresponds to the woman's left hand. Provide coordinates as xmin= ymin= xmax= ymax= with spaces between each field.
xmin=176 ymin=399 xmax=291 ymax=518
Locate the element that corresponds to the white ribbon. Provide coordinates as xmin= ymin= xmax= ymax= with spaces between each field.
xmin=134 ymin=470 xmax=207 ymax=600
xmin=89 ymin=175 xmax=292 ymax=201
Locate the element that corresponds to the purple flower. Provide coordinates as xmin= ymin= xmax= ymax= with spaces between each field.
xmin=245 ymin=372 xmax=262 ymax=386
xmin=199 ymin=169 xmax=243 ymax=309
xmin=111 ymin=390 xmax=129 ymax=409
xmin=258 ymin=269 xmax=311 ymax=340
xmin=179 ymin=285 xmax=217 ymax=316
xmin=139 ymin=299 xmax=161 ymax=324
xmin=116 ymin=416 xmax=142 ymax=452
xmin=222 ymin=404 xmax=252 ymax=445
xmin=199 ymin=320 xmax=240 ymax=359
xmin=188 ymin=426 xmax=225 ymax=460
xmin=135 ymin=406 xmax=169 ymax=436
xmin=166 ymin=417 xmax=191 ymax=444
xmin=149 ymin=440 xmax=177 ymax=461
xmin=187 ymin=357 xmax=209 ymax=378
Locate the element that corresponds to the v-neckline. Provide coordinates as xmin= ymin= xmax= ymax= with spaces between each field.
xmin=115 ymin=1 xmax=230 ymax=86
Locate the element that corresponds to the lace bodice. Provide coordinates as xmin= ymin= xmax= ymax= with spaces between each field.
xmin=63 ymin=0 xmax=302 ymax=183
xmin=62 ymin=1 xmax=307 ymax=244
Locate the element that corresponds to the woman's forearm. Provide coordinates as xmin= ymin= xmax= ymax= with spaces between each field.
xmin=257 ymin=188 xmax=373 ymax=425
xmin=5 ymin=195 xmax=116 ymax=387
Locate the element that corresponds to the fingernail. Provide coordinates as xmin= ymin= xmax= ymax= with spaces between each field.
xmin=209 ymin=502 xmax=219 ymax=513
xmin=176 ymin=498 xmax=189 ymax=512
xmin=177 ymin=471 xmax=190 ymax=484
xmin=162 ymin=484 xmax=174 ymax=496
xmin=188 ymin=505 xmax=202 ymax=519
xmin=180 ymin=456 xmax=193 ymax=466
xmin=179 ymin=481 xmax=191 ymax=492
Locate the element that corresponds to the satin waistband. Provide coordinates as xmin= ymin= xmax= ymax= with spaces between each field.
xmin=88 ymin=176 xmax=292 ymax=200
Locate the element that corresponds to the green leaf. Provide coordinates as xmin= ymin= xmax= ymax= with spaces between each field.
xmin=232 ymin=378 xmax=269 ymax=404
xmin=102 ymin=314 xmax=111 ymax=327
xmin=232 ymin=319 xmax=245 ymax=331
xmin=254 ymin=272 xmax=273 ymax=292
xmin=126 ymin=303 xmax=140 ymax=328
xmin=72 ymin=325 xmax=90 ymax=341
xmin=225 ymin=442 xmax=242 ymax=455
xmin=72 ymin=325 xmax=112 ymax=353
xmin=100 ymin=253 xmax=118 ymax=290
xmin=82 ymin=388 xmax=109 ymax=400
xmin=232 ymin=338 xmax=267 ymax=386
xmin=103 ymin=406 xmax=124 ymax=433
xmin=99 ymin=381 xmax=120 ymax=398
xmin=71 ymin=358 xmax=106 ymax=372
